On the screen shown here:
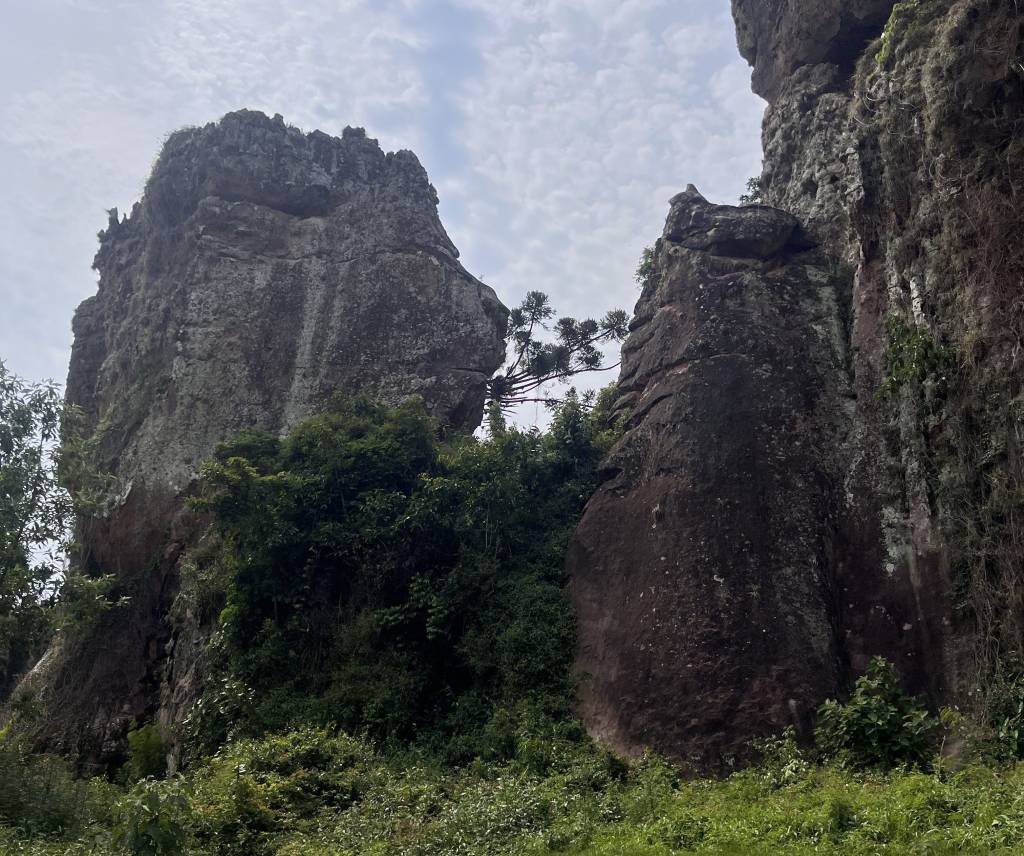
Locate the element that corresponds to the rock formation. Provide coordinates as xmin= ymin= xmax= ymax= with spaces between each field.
xmin=38 ymin=110 xmax=507 ymax=763
xmin=570 ymin=0 xmax=1024 ymax=768
xmin=568 ymin=189 xmax=850 ymax=771
xmin=740 ymin=0 xmax=1024 ymax=694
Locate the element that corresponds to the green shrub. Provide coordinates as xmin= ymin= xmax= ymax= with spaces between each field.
xmin=186 ymin=395 xmax=607 ymax=759
xmin=116 ymin=778 xmax=189 ymax=856
xmin=0 ymin=738 xmax=115 ymax=837
xmin=125 ymin=724 xmax=167 ymax=783
xmin=738 ymin=175 xmax=763 ymax=204
xmin=962 ymin=672 xmax=1024 ymax=762
xmin=877 ymin=314 xmax=954 ymax=400
xmin=186 ymin=728 xmax=381 ymax=856
xmin=634 ymin=246 xmax=656 ymax=289
xmin=753 ymin=726 xmax=811 ymax=788
xmin=816 ymin=657 xmax=937 ymax=770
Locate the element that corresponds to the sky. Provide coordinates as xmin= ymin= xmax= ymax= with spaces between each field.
xmin=0 ymin=0 xmax=765 ymax=422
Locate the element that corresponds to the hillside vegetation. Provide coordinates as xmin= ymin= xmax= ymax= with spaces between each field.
xmin=5 ymin=394 xmax=1024 ymax=855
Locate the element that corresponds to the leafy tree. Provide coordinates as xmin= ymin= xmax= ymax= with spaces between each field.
xmin=815 ymin=657 xmax=936 ymax=770
xmin=487 ymin=291 xmax=629 ymax=410
xmin=0 ymin=361 xmax=71 ymax=693
xmin=187 ymin=394 xmax=619 ymax=761
xmin=739 ymin=176 xmax=763 ymax=204
xmin=0 ymin=360 xmax=119 ymax=699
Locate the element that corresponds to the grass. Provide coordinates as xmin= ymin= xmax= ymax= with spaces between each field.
xmin=6 ymin=728 xmax=1024 ymax=855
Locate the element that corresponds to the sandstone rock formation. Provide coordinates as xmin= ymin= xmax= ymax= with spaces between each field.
xmin=568 ymin=189 xmax=851 ymax=771
xmin=741 ymin=0 xmax=1024 ymax=693
xmin=40 ymin=110 xmax=507 ymax=763
xmin=731 ymin=0 xmax=896 ymax=104
xmin=570 ymin=0 xmax=1024 ymax=767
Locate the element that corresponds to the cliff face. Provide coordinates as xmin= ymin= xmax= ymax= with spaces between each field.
xmin=41 ymin=110 xmax=507 ymax=763
xmin=745 ymin=0 xmax=1024 ymax=690
xmin=570 ymin=0 xmax=1024 ymax=768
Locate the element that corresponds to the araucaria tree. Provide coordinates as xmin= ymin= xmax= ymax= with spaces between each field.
xmin=487 ymin=291 xmax=629 ymax=409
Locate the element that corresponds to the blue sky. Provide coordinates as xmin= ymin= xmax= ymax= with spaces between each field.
xmin=0 ymin=0 xmax=764 ymax=420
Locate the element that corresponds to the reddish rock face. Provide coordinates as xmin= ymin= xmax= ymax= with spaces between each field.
xmin=568 ymin=189 xmax=852 ymax=772
xmin=737 ymin=0 xmax=1024 ymax=705
xmin=572 ymin=1 xmax=1024 ymax=771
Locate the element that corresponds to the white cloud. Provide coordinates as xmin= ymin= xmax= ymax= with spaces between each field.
xmin=0 ymin=0 xmax=765 ymax=424
xmin=441 ymin=1 xmax=764 ymax=373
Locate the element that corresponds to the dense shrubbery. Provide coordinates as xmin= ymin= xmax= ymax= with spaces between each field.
xmin=10 ymin=723 xmax=1024 ymax=855
xmin=0 ymin=738 xmax=117 ymax=840
xmin=184 ymin=393 xmax=615 ymax=761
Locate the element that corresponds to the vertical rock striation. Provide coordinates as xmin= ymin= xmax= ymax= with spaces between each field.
xmin=38 ymin=110 xmax=507 ymax=763
xmin=735 ymin=0 xmax=1024 ymax=693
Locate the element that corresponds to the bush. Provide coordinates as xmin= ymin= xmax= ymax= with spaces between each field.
xmin=186 ymin=395 xmax=608 ymax=759
xmin=634 ymin=246 xmax=656 ymax=289
xmin=125 ymin=724 xmax=167 ymax=783
xmin=0 ymin=738 xmax=115 ymax=837
xmin=116 ymin=778 xmax=189 ymax=856
xmin=815 ymin=657 xmax=936 ymax=770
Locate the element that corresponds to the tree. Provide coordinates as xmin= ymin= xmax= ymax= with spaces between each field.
xmin=185 ymin=395 xmax=616 ymax=761
xmin=0 ymin=361 xmax=117 ymax=700
xmin=486 ymin=291 xmax=629 ymax=410
xmin=739 ymin=176 xmax=764 ymax=205
xmin=0 ymin=361 xmax=72 ymax=693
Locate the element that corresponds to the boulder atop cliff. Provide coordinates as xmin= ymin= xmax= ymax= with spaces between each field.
xmin=663 ymin=185 xmax=805 ymax=258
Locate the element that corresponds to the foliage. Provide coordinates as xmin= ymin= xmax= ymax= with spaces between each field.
xmin=0 ymin=737 xmax=116 ymax=838
xmin=816 ymin=658 xmax=937 ymax=770
xmin=186 ymin=395 xmax=612 ymax=760
xmin=738 ymin=175 xmax=764 ymax=204
xmin=14 ymin=723 xmax=1024 ymax=855
xmin=0 ymin=361 xmax=71 ymax=692
xmin=115 ymin=777 xmax=189 ymax=856
xmin=875 ymin=0 xmax=922 ymax=66
xmin=877 ymin=314 xmax=954 ymax=400
xmin=958 ymin=671 xmax=1024 ymax=763
xmin=634 ymin=245 xmax=656 ymax=289
xmin=487 ymin=291 xmax=629 ymax=409
xmin=186 ymin=728 xmax=381 ymax=856
xmin=0 ymin=360 xmax=120 ymax=695
xmin=124 ymin=725 xmax=168 ymax=783
xmin=753 ymin=726 xmax=812 ymax=788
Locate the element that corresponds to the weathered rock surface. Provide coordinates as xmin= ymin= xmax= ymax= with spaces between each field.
xmin=37 ymin=110 xmax=507 ymax=763
xmin=731 ymin=0 xmax=896 ymax=103
xmin=569 ymin=0 xmax=1023 ymax=770
xmin=749 ymin=0 xmax=1024 ymax=695
xmin=568 ymin=189 xmax=851 ymax=772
